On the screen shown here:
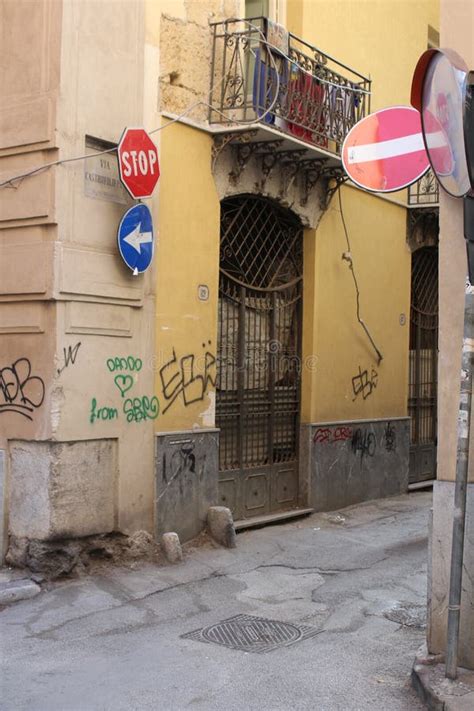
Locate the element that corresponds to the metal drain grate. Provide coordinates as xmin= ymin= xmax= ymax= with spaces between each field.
xmin=181 ymin=614 xmax=319 ymax=654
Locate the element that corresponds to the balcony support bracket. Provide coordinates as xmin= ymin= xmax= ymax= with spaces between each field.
xmin=256 ymin=148 xmax=307 ymax=190
xmin=320 ymin=167 xmax=348 ymax=210
xmin=212 ymin=130 xmax=258 ymax=171
xmin=299 ymin=159 xmax=328 ymax=205
xmin=229 ymin=139 xmax=284 ymax=184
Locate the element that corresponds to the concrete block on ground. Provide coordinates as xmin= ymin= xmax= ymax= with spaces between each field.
xmin=207 ymin=506 xmax=236 ymax=548
xmin=0 ymin=579 xmax=40 ymax=605
xmin=9 ymin=439 xmax=118 ymax=540
xmin=161 ymin=532 xmax=183 ymax=563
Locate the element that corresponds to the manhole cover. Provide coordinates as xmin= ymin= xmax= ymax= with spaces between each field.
xmin=181 ymin=614 xmax=319 ymax=654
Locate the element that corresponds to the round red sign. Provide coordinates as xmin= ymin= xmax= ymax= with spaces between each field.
xmin=342 ymin=106 xmax=430 ymax=193
xmin=117 ymin=128 xmax=160 ymax=199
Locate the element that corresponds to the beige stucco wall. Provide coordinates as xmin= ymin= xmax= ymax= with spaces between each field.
xmin=437 ymin=0 xmax=474 ymax=483
xmin=0 ymin=0 xmax=163 ymax=545
xmin=52 ymin=0 xmax=157 ymax=533
xmin=0 ymin=0 xmax=63 ymax=553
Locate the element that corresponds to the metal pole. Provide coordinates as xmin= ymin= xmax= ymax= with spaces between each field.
xmin=445 ymin=282 xmax=473 ymax=679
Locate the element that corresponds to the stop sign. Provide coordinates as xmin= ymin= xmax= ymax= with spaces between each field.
xmin=117 ymin=128 xmax=160 ymax=199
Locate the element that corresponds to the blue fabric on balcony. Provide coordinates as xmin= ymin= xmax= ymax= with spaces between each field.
xmin=252 ymin=47 xmax=281 ymax=124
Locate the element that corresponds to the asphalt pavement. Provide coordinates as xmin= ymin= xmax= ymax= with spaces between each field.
xmin=0 ymin=491 xmax=432 ymax=711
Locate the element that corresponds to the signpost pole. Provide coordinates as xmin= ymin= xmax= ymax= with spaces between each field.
xmin=445 ymin=71 xmax=474 ymax=681
xmin=410 ymin=51 xmax=474 ymax=679
xmin=445 ymin=276 xmax=473 ymax=679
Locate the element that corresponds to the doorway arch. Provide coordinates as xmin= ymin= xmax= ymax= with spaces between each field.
xmin=216 ymin=194 xmax=303 ymax=520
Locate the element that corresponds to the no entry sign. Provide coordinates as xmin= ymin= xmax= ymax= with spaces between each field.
xmin=117 ymin=128 xmax=160 ymax=199
xmin=342 ymin=106 xmax=430 ymax=192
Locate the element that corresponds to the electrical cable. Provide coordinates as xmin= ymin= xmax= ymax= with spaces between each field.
xmin=0 ymin=19 xmax=370 ymax=191
xmin=0 ymin=19 xmax=280 ymax=190
xmin=337 ymin=186 xmax=383 ymax=364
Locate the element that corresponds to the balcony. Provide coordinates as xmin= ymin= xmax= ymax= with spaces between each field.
xmin=408 ymin=168 xmax=440 ymax=207
xmin=208 ymin=17 xmax=371 ymax=159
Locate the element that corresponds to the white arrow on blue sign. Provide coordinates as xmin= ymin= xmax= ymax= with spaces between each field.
xmin=117 ymin=203 xmax=154 ymax=275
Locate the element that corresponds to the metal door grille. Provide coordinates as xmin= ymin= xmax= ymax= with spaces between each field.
xmin=216 ymin=195 xmax=303 ymax=520
xmin=408 ymin=246 xmax=438 ymax=483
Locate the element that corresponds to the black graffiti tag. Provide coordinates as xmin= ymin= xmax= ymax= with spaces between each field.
xmin=57 ymin=342 xmax=81 ymax=375
xmin=0 ymin=358 xmax=45 ymax=420
xmin=159 ymin=343 xmax=216 ymax=415
xmin=351 ymin=428 xmax=376 ymax=459
xmin=383 ymin=421 xmax=397 ymax=452
xmin=352 ymin=366 xmax=378 ymax=401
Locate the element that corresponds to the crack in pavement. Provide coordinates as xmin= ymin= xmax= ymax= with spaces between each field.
xmin=22 ymin=571 xmax=229 ymax=640
xmin=21 ymin=552 xmax=396 ymax=641
xmin=256 ymin=558 xmax=389 ymax=575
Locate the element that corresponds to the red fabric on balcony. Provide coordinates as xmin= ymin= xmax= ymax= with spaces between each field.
xmin=287 ymin=65 xmax=328 ymax=148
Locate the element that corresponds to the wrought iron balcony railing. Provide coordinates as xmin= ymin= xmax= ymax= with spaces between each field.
xmin=209 ymin=17 xmax=371 ymax=155
xmin=408 ymin=168 xmax=439 ymax=206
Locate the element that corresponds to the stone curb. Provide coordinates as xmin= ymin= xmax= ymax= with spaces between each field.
xmin=412 ymin=646 xmax=474 ymax=711
xmin=0 ymin=579 xmax=41 ymax=605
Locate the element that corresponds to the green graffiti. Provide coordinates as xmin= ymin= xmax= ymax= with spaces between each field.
xmin=123 ymin=396 xmax=159 ymax=423
xmin=90 ymin=398 xmax=119 ymax=424
xmin=106 ymin=356 xmax=142 ymax=373
xmin=114 ymin=374 xmax=133 ymax=398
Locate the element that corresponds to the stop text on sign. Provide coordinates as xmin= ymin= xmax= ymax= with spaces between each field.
xmin=121 ymin=149 xmax=158 ymax=178
xmin=117 ymin=127 xmax=160 ymax=199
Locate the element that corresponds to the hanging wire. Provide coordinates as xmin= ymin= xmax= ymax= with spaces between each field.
xmin=0 ymin=18 xmax=370 ymax=191
xmin=338 ymin=187 xmax=383 ymax=364
xmin=0 ymin=20 xmax=281 ymax=191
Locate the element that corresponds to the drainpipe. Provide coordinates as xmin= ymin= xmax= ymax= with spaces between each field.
xmin=445 ymin=275 xmax=474 ymax=679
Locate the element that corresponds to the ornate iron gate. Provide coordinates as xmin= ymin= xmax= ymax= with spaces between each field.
xmin=216 ymin=195 xmax=303 ymax=520
xmin=408 ymin=246 xmax=438 ymax=484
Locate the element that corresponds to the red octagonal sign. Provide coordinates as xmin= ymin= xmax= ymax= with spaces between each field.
xmin=117 ymin=127 xmax=160 ymax=199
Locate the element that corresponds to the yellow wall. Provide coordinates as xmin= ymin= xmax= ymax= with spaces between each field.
xmin=155 ymin=122 xmax=220 ymax=432
xmin=155 ymin=0 xmax=438 ymax=431
xmin=301 ymin=185 xmax=411 ymax=422
xmin=288 ymin=0 xmax=439 ymax=110
xmin=294 ymin=0 xmax=438 ymax=423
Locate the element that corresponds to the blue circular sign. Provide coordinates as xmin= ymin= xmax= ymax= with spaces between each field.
xmin=117 ymin=203 xmax=154 ymax=274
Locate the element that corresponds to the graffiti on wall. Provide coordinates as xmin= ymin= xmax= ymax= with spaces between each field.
xmin=159 ymin=342 xmax=216 ymax=414
xmin=313 ymin=426 xmax=353 ymax=444
xmin=352 ymin=366 xmax=378 ymax=401
xmin=383 ymin=421 xmax=397 ymax=452
xmin=313 ymin=422 xmax=398 ymax=459
xmin=90 ymin=398 xmax=118 ymax=423
xmin=106 ymin=356 xmax=142 ymax=373
xmin=57 ymin=342 xmax=82 ymax=375
xmin=158 ymin=438 xmax=207 ymax=502
xmin=0 ymin=358 xmax=45 ymax=420
xmin=351 ymin=427 xmax=377 ymax=458
xmin=124 ymin=396 xmax=159 ymax=423
xmin=88 ymin=354 xmax=159 ymax=425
